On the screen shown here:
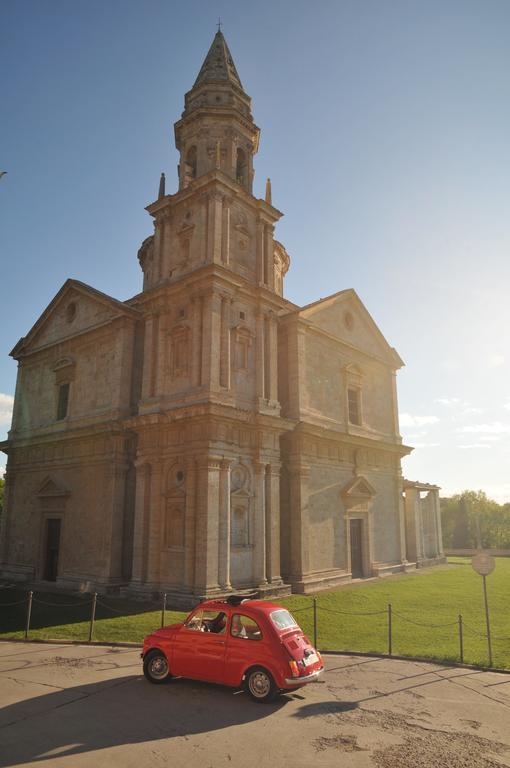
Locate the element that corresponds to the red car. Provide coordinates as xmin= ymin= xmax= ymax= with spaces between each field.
xmin=142 ymin=595 xmax=324 ymax=702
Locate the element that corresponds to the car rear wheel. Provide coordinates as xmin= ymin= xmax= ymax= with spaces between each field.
xmin=245 ymin=667 xmax=277 ymax=702
xmin=143 ymin=649 xmax=171 ymax=684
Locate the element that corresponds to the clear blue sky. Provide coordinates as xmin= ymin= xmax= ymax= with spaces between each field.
xmin=1 ymin=0 xmax=509 ymax=500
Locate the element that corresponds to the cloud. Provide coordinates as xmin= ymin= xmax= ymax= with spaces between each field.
xmin=459 ymin=422 xmax=510 ymax=435
xmin=461 ymin=407 xmax=484 ymax=415
xmin=434 ymin=397 xmax=461 ymax=406
xmin=0 ymin=393 xmax=14 ymax=427
xmin=488 ymin=354 xmax=505 ymax=368
xmin=459 ymin=444 xmax=491 ymax=450
xmin=411 ymin=442 xmax=440 ymax=448
xmin=399 ymin=413 xmax=440 ymax=427
xmin=505 ymin=403 xmax=510 ymax=412
xmin=480 ymin=435 xmax=501 ymax=442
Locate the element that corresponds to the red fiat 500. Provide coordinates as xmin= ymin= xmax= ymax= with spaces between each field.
xmin=142 ymin=595 xmax=324 ymax=702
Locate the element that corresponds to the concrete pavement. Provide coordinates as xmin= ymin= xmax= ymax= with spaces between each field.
xmin=0 ymin=641 xmax=510 ymax=767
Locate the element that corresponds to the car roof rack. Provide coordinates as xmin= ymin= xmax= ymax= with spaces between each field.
xmin=225 ymin=592 xmax=259 ymax=606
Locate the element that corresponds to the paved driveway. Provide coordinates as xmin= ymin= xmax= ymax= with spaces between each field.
xmin=0 ymin=641 xmax=510 ymax=767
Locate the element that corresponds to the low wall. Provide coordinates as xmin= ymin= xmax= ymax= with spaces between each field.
xmin=445 ymin=548 xmax=510 ymax=558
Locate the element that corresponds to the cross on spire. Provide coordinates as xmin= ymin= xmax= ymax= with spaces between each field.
xmin=217 ymin=17 xmax=222 ymax=32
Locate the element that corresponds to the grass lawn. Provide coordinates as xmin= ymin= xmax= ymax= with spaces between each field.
xmin=1 ymin=557 xmax=508 ymax=669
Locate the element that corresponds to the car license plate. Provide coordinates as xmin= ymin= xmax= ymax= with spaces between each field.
xmin=304 ymin=652 xmax=318 ymax=666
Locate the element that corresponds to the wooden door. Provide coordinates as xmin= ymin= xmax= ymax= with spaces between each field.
xmin=350 ymin=519 xmax=363 ymax=578
xmin=44 ymin=519 xmax=61 ymax=581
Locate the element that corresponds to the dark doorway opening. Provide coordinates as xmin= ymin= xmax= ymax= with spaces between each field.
xmin=44 ymin=518 xmax=61 ymax=581
xmin=349 ymin=519 xmax=363 ymax=578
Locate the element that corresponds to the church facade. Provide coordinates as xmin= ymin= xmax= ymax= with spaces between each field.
xmin=0 ymin=32 xmax=445 ymax=602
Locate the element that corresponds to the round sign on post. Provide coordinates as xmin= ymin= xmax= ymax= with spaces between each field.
xmin=471 ymin=552 xmax=495 ymax=576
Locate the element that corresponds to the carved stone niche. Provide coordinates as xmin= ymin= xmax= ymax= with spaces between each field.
xmin=164 ymin=465 xmax=186 ymax=549
xmin=232 ymin=325 xmax=253 ymax=372
xmin=167 ymin=325 xmax=190 ymax=379
xmin=230 ymin=463 xmax=251 ymax=549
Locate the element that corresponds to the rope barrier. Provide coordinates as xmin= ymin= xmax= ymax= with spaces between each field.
xmin=95 ymin=599 xmax=160 ymax=616
xmin=462 ymin=621 xmax=510 ymax=642
xmin=318 ymin=605 xmax=387 ymax=617
xmin=0 ymin=599 xmax=27 ymax=607
xmin=32 ymin=597 xmax=91 ymax=608
xmin=391 ymin=611 xmax=458 ymax=628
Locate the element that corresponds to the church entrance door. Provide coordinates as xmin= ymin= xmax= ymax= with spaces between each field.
xmin=44 ymin=518 xmax=61 ymax=581
xmin=350 ymin=519 xmax=363 ymax=578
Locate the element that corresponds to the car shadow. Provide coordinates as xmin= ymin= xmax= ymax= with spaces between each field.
xmin=0 ymin=675 xmax=286 ymax=766
xmin=292 ymin=700 xmax=359 ymax=718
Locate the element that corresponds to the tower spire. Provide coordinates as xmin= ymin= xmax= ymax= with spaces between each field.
xmin=192 ymin=30 xmax=243 ymax=90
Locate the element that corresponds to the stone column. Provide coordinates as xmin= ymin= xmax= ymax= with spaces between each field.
xmin=253 ymin=461 xmax=267 ymax=586
xmin=265 ymin=225 xmax=274 ymax=290
xmin=221 ymin=197 xmax=231 ymax=265
xmin=191 ymin=294 xmax=203 ymax=387
xmin=184 ymin=456 xmax=197 ymax=589
xmin=160 ymin=210 xmax=171 ymax=278
xmin=153 ymin=217 xmax=162 ymax=281
xmin=265 ymin=462 xmax=282 ymax=584
xmin=194 ymin=457 xmax=221 ymax=593
xmin=256 ymin=220 xmax=265 ymax=285
xmin=432 ymin=489 xmax=444 ymax=556
xmin=146 ymin=463 xmax=163 ymax=587
xmin=200 ymin=292 xmax=212 ymax=387
xmin=255 ymin=309 xmax=266 ymax=402
xmin=207 ymin=192 xmax=223 ymax=264
xmin=141 ymin=315 xmax=159 ymax=400
xmin=288 ymin=464 xmax=310 ymax=582
xmin=267 ymin=312 xmax=278 ymax=404
xmin=218 ymin=459 xmax=232 ymax=589
xmin=131 ymin=462 xmax=150 ymax=584
xmin=220 ymin=296 xmax=231 ymax=389
xmin=395 ymin=475 xmax=408 ymax=564
xmin=0 ymin=469 xmax=14 ymax=563
xmin=107 ymin=453 xmax=129 ymax=580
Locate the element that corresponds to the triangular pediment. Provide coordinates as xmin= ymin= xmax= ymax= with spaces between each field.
xmin=37 ymin=476 xmax=70 ymax=498
xmin=11 ymin=279 xmax=140 ymax=358
xmin=299 ymin=289 xmax=403 ymax=368
xmin=341 ymin=476 xmax=376 ymax=500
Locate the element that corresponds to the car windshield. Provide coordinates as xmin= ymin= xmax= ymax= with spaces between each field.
xmin=270 ymin=609 xmax=298 ymax=631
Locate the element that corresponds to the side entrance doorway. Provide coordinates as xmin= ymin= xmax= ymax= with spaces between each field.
xmin=44 ymin=518 xmax=61 ymax=581
xmin=349 ymin=518 xmax=363 ymax=578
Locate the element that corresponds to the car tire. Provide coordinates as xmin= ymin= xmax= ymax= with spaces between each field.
xmin=245 ymin=666 xmax=277 ymax=703
xmin=143 ymin=649 xmax=171 ymax=684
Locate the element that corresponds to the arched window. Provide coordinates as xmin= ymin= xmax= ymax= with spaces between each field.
xmin=236 ymin=148 xmax=247 ymax=187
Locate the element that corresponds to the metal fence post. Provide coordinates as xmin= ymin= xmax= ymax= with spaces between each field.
xmin=388 ymin=603 xmax=392 ymax=656
xmin=313 ymin=598 xmax=318 ymax=649
xmin=161 ymin=592 xmax=167 ymax=629
xmin=88 ymin=592 xmax=97 ymax=643
xmin=482 ymin=574 xmax=493 ymax=667
xmin=458 ymin=614 xmax=464 ymax=664
xmin=25 ymin=590 xmax=33 ymax=640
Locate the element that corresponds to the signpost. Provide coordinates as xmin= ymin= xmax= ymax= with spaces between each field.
xmin=471 ymin=552 xmax=495 ymax=667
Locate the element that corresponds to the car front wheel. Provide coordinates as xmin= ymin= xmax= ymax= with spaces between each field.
xmin=245 ymin=667 xmax=277 ymax=702
xmin=143 ymin=649 xmax=171 ymax=684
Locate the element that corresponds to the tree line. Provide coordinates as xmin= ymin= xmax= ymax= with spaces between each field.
xmin=441 ymin=490 xmax=510 ymax=549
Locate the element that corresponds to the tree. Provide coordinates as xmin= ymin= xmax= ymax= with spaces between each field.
xmin=441 ymin=490 xmax=510 ymax=549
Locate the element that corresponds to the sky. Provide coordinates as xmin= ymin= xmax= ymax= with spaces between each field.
xmin=1 ymin=0 xmax=509 ymax=501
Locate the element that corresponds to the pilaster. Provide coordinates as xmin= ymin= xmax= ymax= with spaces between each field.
xmin=253 ymin=460 xmax=267 ymax=586
xmin=218 ymin=459 xmax=233 ymax=589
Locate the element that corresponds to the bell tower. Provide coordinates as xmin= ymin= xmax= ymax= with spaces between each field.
xmin=138 ymin=30 xmax=290 ymax=297
xmin=130 ymin=31 xmax=292 ymax=602
xmin=176 ymin=30 xmax=259 ymax=193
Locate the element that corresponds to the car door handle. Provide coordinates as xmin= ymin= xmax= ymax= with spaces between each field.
xmin=214 ymin=640 xmax=226 ymax=645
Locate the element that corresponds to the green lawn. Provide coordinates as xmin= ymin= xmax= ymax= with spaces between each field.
xmin=1 ymin=557 xmax=508 ymax=669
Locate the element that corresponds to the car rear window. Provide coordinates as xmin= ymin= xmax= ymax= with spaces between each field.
xmin=270 ymin=609 xmax=298 ymax=630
